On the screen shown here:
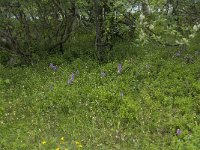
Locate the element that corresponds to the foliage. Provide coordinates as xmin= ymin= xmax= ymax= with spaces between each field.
xmin=1 ymin=0 xmax=199 ymax=64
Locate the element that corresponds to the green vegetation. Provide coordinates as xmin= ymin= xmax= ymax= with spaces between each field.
xmin=1 ymin=36 xmax=200 ymax=149
xmin=1 ymin=0 xmax=200 ymax=149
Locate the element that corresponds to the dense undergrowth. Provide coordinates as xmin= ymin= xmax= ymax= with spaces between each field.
xmin=0 ymin=36 xmax=200 ymax=149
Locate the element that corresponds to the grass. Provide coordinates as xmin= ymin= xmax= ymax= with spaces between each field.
xmin=0 ymin=40 xmax=200 ymax=149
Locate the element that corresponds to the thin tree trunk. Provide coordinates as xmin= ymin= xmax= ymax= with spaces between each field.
xmin=93 ymin=0 xmax=104 ymax=62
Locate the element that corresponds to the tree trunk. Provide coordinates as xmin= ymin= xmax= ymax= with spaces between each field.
xmin=93 ymin=0 xmax=104 ymax=62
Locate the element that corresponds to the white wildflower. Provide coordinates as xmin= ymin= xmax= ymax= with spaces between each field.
xmin=189 ymin=34 xmax=195 ymax=38
xmin=182 ymin=38 xmax=189 ymax=45
xmin=149 ymin=24 xmax=154 ymax=30
xmin=193 ymin=25 xmax=198 ymax=32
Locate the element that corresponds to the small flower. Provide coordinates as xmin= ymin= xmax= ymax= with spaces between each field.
xmin=49 ymin=63 xmax=54 ymax=68
xmin=149 ymin=24 xmax=154 ymax=30
xmin=67 ymin=79 xmax=72 ymax=85
xmin=182 ymin=38 xmax=189 ymax=45
xmin=146 ymin=64 xmax=150 ymax=69
xmin=143 ymin=21 xmax=148 ymax=26
xmin=71 ymin=72 xmax=75 ymax=81
xmin=61 ymin=137 xmax=64 ymax=141
xmin=176 ymin=129 xmax=182 ymax=135
xmin=189 ymin=34 xmax=195 ymax=39
xmin=117 ymin=64 xmax=122 ymax=74
xmin=56 ymin=148 xmax=60 ymax=150
xmin=100 ymin=71 xmax=106 ymax=77
xmin=67 ymin=72 xmax=75 ymax=85
xmin=120 ymin=91 xmax=124 ymax=98
xmin=193 ymin=25 xmax=198 ymax=32
xmin=49 ymin=63 xmax=58 ymax=71
xmin=75 ymin=141 xmax=82 ymax=148
xmin=42 ymin=140 xmax=46 ymax=145
xmin=75 ymin=141 xmax=81 ymax=145
xmin=78 ymin=144 xmax=83 ymax=148
xmin=175 ymin=51 xmax=181 ymax=57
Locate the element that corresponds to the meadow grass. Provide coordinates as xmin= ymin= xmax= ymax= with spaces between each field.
xmin=0 ymin=41 xmax=200 ymax=149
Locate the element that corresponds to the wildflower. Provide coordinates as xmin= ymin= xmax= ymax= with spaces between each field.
xmin=146 ymin=64 xmax=150 ymax=69
xmin=176 ymin=129 xmax=181 ymax=135
xmin=75 ymin=141 xmax=82 ymax=148
xmin=117 ymin=64 xmax=122 ymax=74
xmin=149 ymin=24 xmax=154 ymax=30
xmin=78 ymin=144 xmax=83 ymax=148
xmin=61 ymin=137 xmax=64 ymax=141
xmin=120 ymin=91 xmax=124 ymax=98
xmin=67 ymin=79 xmax=72 ymax=85
xmin=100 ymin=71 xmax=106 ymax=77
xmin=189 ymin=34 xmax=195 ymax=39
xmin=49 ymin=63 xmax=54 ymax=68
xmin=67 ymin=72 xmax=75 ymax=85
xmin=176 ymin=40 xmax=181 ymax=44
xmin=75 ymin=141 xmax=81 ymax=145
xmin=193 ymin=25 xmax=198 ymax=32
xmin=182 ymin=38 xmax=189 ymax=45
xmin=42 ymin=140 xmax=46 ymax=145
xmin=56 ymin=148 xmax=60 ymax=150
xmin=175 ymin=51 xmax=181 ymax=57
xmin=71 ymin=72 xmax=75 ymax=81
xmin=49 ymin=63 xmax=58 ymax=71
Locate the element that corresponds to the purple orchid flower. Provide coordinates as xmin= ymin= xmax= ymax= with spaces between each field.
xmin=67 ymin=72 xmax=75 ymax=85
xmin=118 ymin=63 xmax=122 ymax=74
xmin=49 ymin=63 xmax=58 ymax=71
xmin=176 ymin=129 xmax=181 ymax=135
xmin=71 ymin=72 xmax=75 ymax=81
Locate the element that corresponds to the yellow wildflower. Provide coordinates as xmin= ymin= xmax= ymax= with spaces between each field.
xmin=56 ymin=148 xmax=60 ymax=150
xmin=75 ymin=141 xmax=83 ymax=148
xmin=61 ymin=137 xmax=64 ymax=141
xmin=42 ymin=140 xmax=46 ymax=145
xmin=75 ymin=141 xmax=79 ymax=145
xmin=78 ymin=144 xmax=83 ymax=148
